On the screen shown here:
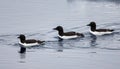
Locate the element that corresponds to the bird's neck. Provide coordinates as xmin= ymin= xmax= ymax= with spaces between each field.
xmin=91 ymin=26 xmax=96 ymax=31
xmin=58 ymin=30 xmax=64 ymax=36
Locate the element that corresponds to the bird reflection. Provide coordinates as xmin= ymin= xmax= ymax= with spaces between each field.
xmin=19 ymin=51 xmax=26 ymax=63
xmin=56 ymin=40 xmax=64 ymax=52
xmin=19 ymin=47 xmax=26 ymax=53
xmin=18 ymin=46 xmax=26 ymax=62
xmin=90 ymin=35 xmax=97 ymax=47
xmin=19 ymin=53 xmax=26 ymax=59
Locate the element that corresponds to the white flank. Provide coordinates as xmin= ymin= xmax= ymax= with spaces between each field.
xmin=19 ymin=42 xmax=39 ymax=47
xmin=58 ymin=35 xmax=78 ymax=39
xmin=90 ymin=30 xmax=113 ymax=35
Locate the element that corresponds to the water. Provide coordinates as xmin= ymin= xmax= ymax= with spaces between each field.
xmin=0 ymin=0 xmax=120 ymax=69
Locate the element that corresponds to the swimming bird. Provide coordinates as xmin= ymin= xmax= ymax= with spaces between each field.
xmin=87 ymin=22 xmax=114 ymax=35
xmin=53 ymin=26 xmax=84 ymax=39
xmin=18 ymin=34 xmax=45 ymax=47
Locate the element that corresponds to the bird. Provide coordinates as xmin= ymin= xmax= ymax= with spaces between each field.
xmin=87 ymin=22 xmax=114 ymax=35
xmin=53 ymin=26 xmax=84 ymax=39
xmin=18 ymin=34 xmax=45 ymax=47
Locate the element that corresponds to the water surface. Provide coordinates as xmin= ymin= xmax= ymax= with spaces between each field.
xmin=0 ymin=0 xmax=120 ymax=69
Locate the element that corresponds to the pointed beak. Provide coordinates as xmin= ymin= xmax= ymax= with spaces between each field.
xmin=53 ymin=28 xmax=56 ymax=30
xmin=87 ymin=24 xmax=90 ymax=26
xmin=17 ymin=36 xmax=20 ymax=38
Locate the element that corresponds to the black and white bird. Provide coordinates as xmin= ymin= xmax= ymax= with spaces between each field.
xmin=87 ymin=22 xmax=114 ymax=35
xmin=18 ymin=34 xmax=44 ymax=47
xmin=53 ymin=26 xmax=84 ymax=39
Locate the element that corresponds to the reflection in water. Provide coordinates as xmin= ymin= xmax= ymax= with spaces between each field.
xmin=19 ymin=53 xmax=26 ymax=63
xmin=56 ymin=38 xmax=81 ymax=51
xmin=20 ymin=53 xmax=26 ymax=59
xmin=90 ymin=35 xmax=97 ymax=47
xmin=19 ymin=47 xmax=26 ymax=53
xmin=56 ymin=40 xmax=64 ymax=52
xmin=18 ymin=47 xmax=26 ymax=63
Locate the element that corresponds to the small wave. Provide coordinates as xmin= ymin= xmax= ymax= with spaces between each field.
xmin=0 ymin=34 xmax=12 ymax=37
xmin=100 ymin=47 xmax=120 ymax=50
xmin=0 ymin=39 xmax=5 ymax=42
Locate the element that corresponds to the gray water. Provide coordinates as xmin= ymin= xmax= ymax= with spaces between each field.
xmin=0 ymin=0 xmax=120 ymax=69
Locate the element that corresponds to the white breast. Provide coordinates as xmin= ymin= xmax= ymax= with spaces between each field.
xmin=90 ymin=30 xmax=113 ymax=35
xmin=19 ymin=42 xmax=39 ymax=47
xmin=58 ymin=35 xmax=78 ymax=39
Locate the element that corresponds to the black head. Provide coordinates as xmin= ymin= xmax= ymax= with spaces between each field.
xmin=87 ymin=22 xmax=96 ymax=31
xmin=18 ymin=34 xmax=26 ymax=41
xmin=53 ymin=26 xmax=64 ymax=36
xmin=53 ymin=26 xmax=63 ymax=31
xmin=87 ymin=22 xmax=96 ymax=27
